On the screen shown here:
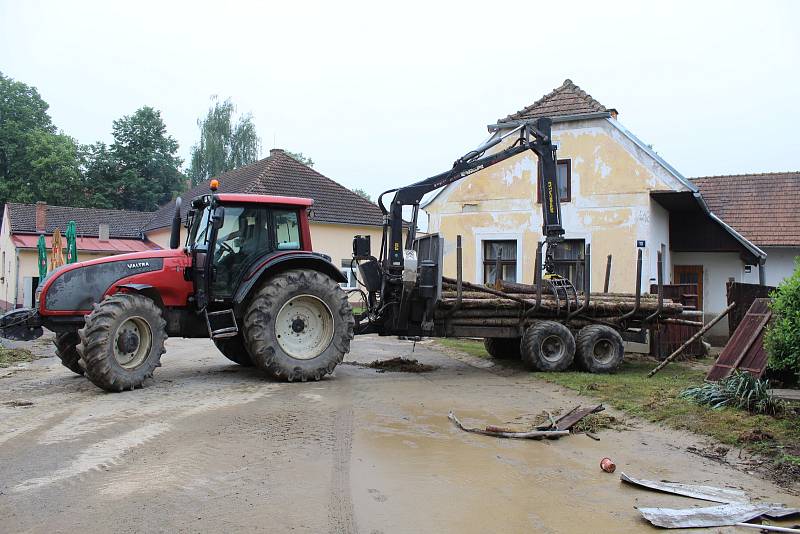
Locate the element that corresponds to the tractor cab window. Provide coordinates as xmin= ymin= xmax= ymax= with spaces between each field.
xmin=274 ymin=209 xmax=301 ymax=250
xmin=211 ymin=205 xmax=271 ymax=296
xmin=189 ymin=206 xmax=213 ymax=250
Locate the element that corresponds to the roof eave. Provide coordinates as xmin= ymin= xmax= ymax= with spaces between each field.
xmin=692 ymin=192 xmax=767 ymax=262
xmin=487 ymin=111 xmax=612 ymax=132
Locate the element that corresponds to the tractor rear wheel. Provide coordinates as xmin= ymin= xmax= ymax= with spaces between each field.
xmin=483 ymin=337 xmax=521 ymax=359
xmin=78 ymin=293 xmax=167 ymax=392
xmin=214 ymin=334 xmax=253 ymax=366
xmin=243 ymin=269 xmax=354 ymax=382
xmin=521 ymin=321 xmax=575 ymax=371
xmin=576 ymin=325 xmax=624 ymax=373
xmin=54 ymin=331 xmax=84 ymax=375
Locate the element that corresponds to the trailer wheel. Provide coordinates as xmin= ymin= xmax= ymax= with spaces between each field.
xmin=576 ymin=325 xmax=624 ymax=373
xmin=243 ymin=269 xmax=354 ymax=382
xmin=483 ymin=337 xmax=521 ymax=359
xmin=213 ymin=334 xmax=253 ymax=366
xmin=521 ymin=321 xmax=575 ymax=371
xmin=78 ymin=293 xmax=167 ymax=392
xmin=54 ymin=331 xmax=84 ymax=375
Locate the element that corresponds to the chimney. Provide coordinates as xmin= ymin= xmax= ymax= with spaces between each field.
xmin=608 ymin=108 xmax=619 ymax=120
xmin=99 ymin=223 xmax=110 ymax=242
xmin=35 ymin=202 xmax=47 ymax=233
xmin=270 ymin=148 xmax=284 ymax=156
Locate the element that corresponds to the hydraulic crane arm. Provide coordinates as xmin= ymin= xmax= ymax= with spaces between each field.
xmin=380 ymin=117 xmax=565 ymax=273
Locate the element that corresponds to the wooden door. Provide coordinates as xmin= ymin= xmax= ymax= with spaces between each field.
xmin=673 ymin=265 xmax=703 ymax=310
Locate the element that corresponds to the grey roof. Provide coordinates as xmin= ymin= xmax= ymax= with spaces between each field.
xmin=498 ymin=79 xmax=611 ymax=123
xmin=6 ymin=203 xmax=154 ymax=238
xmin=146 ymin=149 xmax=383 ymax=230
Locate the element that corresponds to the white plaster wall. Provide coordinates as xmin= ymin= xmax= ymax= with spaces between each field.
xmin=671 ymin=251 xmax=744 ymax=338
xmin=740 ymin=247 xmax=799 ymax=286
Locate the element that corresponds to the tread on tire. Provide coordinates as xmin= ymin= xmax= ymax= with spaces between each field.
xmin=54 ymin=331 xmax=84 ymax=375
xmin=521 ymin=320 xmax=575 ymax=371
xmin=243 ymin=269 xmax=354 ymax=382
xmin=77 ymin=293 xmax=167 ymax=392
xmin=576 ymin=325 xmax=624 ymax=373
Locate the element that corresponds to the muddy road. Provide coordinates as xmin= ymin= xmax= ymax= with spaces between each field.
xmin=1 ymin=336 xmax=797 ymax=533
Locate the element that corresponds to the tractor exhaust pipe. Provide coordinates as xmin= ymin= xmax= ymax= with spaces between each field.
xmin=169 ymin=197 xmax=183 ymax=249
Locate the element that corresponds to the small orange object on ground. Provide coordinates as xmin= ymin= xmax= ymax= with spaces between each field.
xmin=600 ymin=457 xmax=616 ymax=473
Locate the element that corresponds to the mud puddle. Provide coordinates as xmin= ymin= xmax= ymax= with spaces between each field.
xmin=343 ymin=357 xmax=438 ymax=373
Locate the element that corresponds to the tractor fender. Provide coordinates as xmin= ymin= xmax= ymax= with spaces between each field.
xmin=114 ymin=283 xmax=165 ymax=309
xmin=233 ymin=252 xmax=346 ymax=312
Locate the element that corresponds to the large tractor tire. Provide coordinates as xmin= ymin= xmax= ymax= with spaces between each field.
xmin=576 ymin=325 xmax=624 ymax=373
xmin=243 ymin=269 xmax=354 ymax=382
xmin=521 ymin=321 xmax=575 ymax=372
xmin=78 ymin=293 xmax=167 ymax=392
xmin=214 ymin=334 xmax=253 ymax=366
xmin=54 ymin=331 xmax=84 ymax=375
xmin=483 ymin=337 xmax=521 ymax=360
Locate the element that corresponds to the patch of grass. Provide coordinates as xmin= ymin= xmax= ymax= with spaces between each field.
xmin=435 ymin=338 xmax=489 ymax=359
xmin=434 ymin=338 xmax=800 ymax=478
xmin=0 ymin=347 xmax=37 ymax=368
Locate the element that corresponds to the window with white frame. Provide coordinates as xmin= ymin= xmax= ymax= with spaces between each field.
xmin=482 ymin=240 xmax=517 ymax=285
xmin=340 ymin=260 xmax=357 ymax=289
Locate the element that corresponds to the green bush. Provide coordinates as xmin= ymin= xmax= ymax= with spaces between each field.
xmin=681 ymin=371 xmax=785 ymax=415
xmin=764 ymin=258 xmax=800 ymax=379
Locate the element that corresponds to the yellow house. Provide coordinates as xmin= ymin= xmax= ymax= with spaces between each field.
xmin=144 ymin=148 xmax=384 ymax=295
xmin=423 ymin=80 xmax=770 ymax=338
xmin=0 ymin=202 xmax=159 ymax=309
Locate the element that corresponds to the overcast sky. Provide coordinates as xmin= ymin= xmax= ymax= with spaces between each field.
xmin=1 ymin=0 xmax=798 ymax=202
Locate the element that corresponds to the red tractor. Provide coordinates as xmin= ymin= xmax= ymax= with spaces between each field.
xmin=0 ymin=183 xmax=355 ymax=392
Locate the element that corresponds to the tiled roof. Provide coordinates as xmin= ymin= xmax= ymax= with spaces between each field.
xmin=6 ymin=203 xmax=154 ymax=238
xmin=498 ymin=79 xmax=611 ymax=123
xmin=146 ymin=149 xmax=383 ymax=230
xmin=691 ymin=172 xmax=800 ymax=247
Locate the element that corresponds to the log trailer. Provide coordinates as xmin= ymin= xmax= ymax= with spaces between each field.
xmin=349 ymin=117 xmax=677 ymax=372
xmin=0 ymin=117 xmax=677 ymax=392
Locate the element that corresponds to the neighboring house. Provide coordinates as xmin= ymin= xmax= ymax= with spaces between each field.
xmin=423 ymin=79 xmax=791 ymax=338
xmin=145 ymin=148 xmax=385 ymax=294
xmin=0 ymin=202 xmax=159 ymax=309
xmin=683 ymin=171 xmax=800 ymax=296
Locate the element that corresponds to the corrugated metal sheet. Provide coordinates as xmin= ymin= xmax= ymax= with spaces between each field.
xmin=11 ymin=235 xmax=160 ymax=253
xmin=726 ymin=281 xmax=775 ymax=337
xmin=707 ymin=298 xmax=772 ymax=381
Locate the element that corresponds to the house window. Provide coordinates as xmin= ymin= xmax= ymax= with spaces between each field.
xmin=551 ymin=239 xmax=585 ymax=289
xmin=340 ymin=260 xmax=357 ymax=289
xmin=537 ymin=159 xmax=571 ymax=203
xmin=482 ymin=240 xmax=517 ymax=284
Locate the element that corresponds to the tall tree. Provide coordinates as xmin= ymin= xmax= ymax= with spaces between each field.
xmin=108 ymin=107 xmax=185 ymax=211
xmin=189 ymin=96 xmax=261 ymax=186
xmin=286 ymin=151 xmax=314 ymax=167
xmin=0 ymin=71 xmax=83 ymax=206
xmin=352 ymin=187 xmax=372 ymax=201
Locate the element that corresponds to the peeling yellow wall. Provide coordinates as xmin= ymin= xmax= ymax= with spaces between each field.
xmin=426 ymin=119 xmax=685 ymax=293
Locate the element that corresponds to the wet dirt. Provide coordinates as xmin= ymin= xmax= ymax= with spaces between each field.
xmin=344 ymin=356 xmax=439 ymax=373
xmin=0 ymin=335 xmax=797 ymax=533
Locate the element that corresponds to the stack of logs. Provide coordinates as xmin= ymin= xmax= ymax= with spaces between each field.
xmin=436 ymin=278 xmax=688 ymax=328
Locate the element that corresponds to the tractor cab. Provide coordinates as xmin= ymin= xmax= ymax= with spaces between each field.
xmin=179 ymin=182 xmax=314 ymax=338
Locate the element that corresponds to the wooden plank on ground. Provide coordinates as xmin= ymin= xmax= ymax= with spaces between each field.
xmin=707 ymin=298 xmax=772 ymax=381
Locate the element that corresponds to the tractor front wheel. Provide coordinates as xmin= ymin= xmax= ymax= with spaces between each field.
xmin=243 ymin=269 xmax=354 ymax=382
xmin=78 ymin=293 xmax=167 ymax=392
xmin=54 ymin=331 xmax=84 ymax=375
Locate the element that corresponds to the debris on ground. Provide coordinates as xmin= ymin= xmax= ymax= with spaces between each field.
xmin=636 ymin=502 xmax=800 ymax=530
xmin=570 ymin=412 xmax=627 ymax=434
xmin=622 ymin=472 xmax=800 ymax=530
xmin=685 ymin=444 xmax=731 ymax=464
xmin=0 ymin=347 xmax=37 ymax=368
xmin=2 ymin=400 xmax=34 ymax=407
xmin=448 ymin=411 xmax=569 ymax=440
xmin=600 ymin=457 xmax=616 ymax=473
xmin=343 ymin=357 xmax=438 ymax=373
xmin=738 ymin=428 xmax=776 ymax=444
xmin=550 ymin=404 xmax=605 ymax=431
xmin=620 ymin=472 xmax=748 ymax=503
